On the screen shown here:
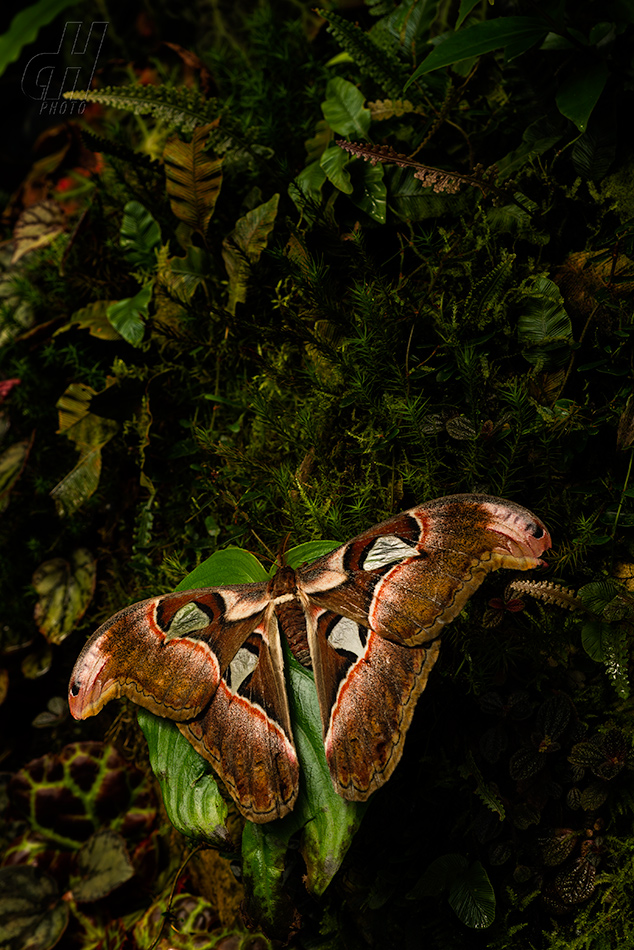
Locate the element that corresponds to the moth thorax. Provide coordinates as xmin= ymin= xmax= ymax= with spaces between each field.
xmin=275 ymin=598 xmax=312 ymax=669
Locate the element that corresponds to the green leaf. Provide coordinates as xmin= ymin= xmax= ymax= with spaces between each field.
xmin=51 ymin=383 xmax=119 ymax=516
xmin=163 ymin=124 xmax=223 ymax=235
xmin=350 ymin=161 xmax=387 ymax=223
xmin=0 ymin=0 xmax=78 ymax=78
xmin=10 ymin=200 xmax=65 ymax=265
xmin=166 ymin=246 xmax=210 ymax=302
xmin=320 ymin=144 xmax=353 ymax=193
xmin=581 ymin=620 xmax=630 ymax=699
xmin=578 ymin=579 xmax=621 ymax=616
xmin=0 ymin=865 xmax=69 ymax=950
xmin=222 ymin=193 xmax=280 ymax=314
xmin=242 ymin=823 xmax=296 ymax=936
xmin=406 ymin=17 xmax=549 ymax=82
xmin=518 ymin=276 xmax=573 ymax=368
xmin=456 ymin=0 xmax=481 ymax=29
xmin=49 ymin=445 xmax=102 ymax=517
xmin=60 ymin=300 xmax=123 ymax=341
xmin=120 ymin=201 xmax=162 ymax=268
xmin=71 ymin=830 xmax=135 ymax=902
xmin=32 ymin=548 xmax=96 ymax=645
xmin=289 ymin=161 xmax=327 ymax=216
xmin=138 ymin=710 xmax=234 ymax=848
xmin=107 ymin=283 xmax=152 ymax=346
xmin=386 ymin=166 xmax=472 ymax=221
xmin=0 ymin=437 xmax=32 ymax=512
xmin=448 ymin=861 xmax=496 ymax=928
xmin=556 ymin=61 xmax=609 ymax=132
xmin=321 ymin=77 xmax=371 ymax=137
xmin=284 ymin=656 xmax=367 ymax=896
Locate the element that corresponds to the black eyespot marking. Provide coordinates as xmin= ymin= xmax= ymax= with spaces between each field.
xmin=531 ymin=524 xmax=544 ymax=539
xmin=70 ymin=682 xmax=80 ymax=696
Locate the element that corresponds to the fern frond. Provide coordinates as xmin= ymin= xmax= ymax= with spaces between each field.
xmin=464 ymin=255 xmax=516 ymax=324
xmin=508 ymin=579 xmax=582 ymax=611
xmin=337 ymin=141 xmax=488 ymax=194
xmin=317 ymin=10 xmax=409 ymax=99
xmin=367 ymin=99 xmax=423 ymax=121
xmin=65 ymin=84 xmax=221 ymax=133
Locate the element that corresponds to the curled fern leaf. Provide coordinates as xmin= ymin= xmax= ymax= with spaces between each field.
xmin=508 ymin=580 xmax=581 ymax=611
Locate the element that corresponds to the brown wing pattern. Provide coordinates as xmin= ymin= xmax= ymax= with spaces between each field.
xmin=180 ymin=614 xmax=299 ymax=822
xmin=69 ymin=587 xmax=269 ymax=720
xmin=305 ymin=604 xmax=441 ymax=800
xmin=300 ymin=494 xmax=551 ymax=646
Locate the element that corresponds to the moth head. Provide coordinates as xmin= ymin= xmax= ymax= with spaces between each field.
xmin=68 ymin=637 xmax=118 ymax=719
xmin=480 ymin=498 xmax=551 ymax=567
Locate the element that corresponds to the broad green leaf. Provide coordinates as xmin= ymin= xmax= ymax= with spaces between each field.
xmin=382 ymin=0 xmax=442 ymax=51
xmin=50 ymin=444 xmax=103 ymax=517
xmin=165 ymin=246 xmax=210 ymax=302
xmin=321 ymin=77 xmax=371 ymax=137
xmin=138 ymin=710 xmax=234 ymax=849
xmin=448 ymin=860 xmax=496 ymax=928
xmin=59 ymin=300 xmax=122 ymax=340
xmin=182 ymin=548 xmax=269 ymax=588
xmin=518 ymin=276 xmax=573 ymax=368
xmin=556 ymin=60 xmax=609 ymax=132
xmin=320 ymin=144 xmax=353 ymax=194
xmin=10 ymin=200 xmax=64 ymax=265
xmin=0 ymin=437 xmax=32 ymax=512
xmin=222 ymin=194 xmax=280 ymax=314
xmin=71 ymin=830 xmax=134 ymax=902
xmin=0 ymin=0 xmax=78 ymax=77
xmin=32 ymin=548 xmax=96 ymax=645
xmin=120 ymin=201 xmax=162 ymax=268
xmin=289 ymin=161 xmax=327 ymax=216
xmin=107 ymin=283 xmax=152 ymax=346
xmin=386 ymin=166 xmax=472 ymax=221
xmin=350 ymin=161 xmax=387 ymax=224
xmin=56 ymin=381 xmax=95 ymax=435
xmin=56 ymin=383 xmax=118 ymax=449
xmin=578 ymin=579 xmax=621 ymax=616
xmin=274 ymin=541 xmax=342 ymax=573
xmin=163 ymin=124 xmax=223 ymax=235
xmin=51 ymin=385 xmax=118 ymax=516
xmin=284 ymin=657 xmax=367 ymax=896
xmin=406 ymin=17 xmax=549 ymax=83
xmin=242 ymin=823 xmax=295 ymax=936
xmin=0 ymin=865 xmax=69 ymax=950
